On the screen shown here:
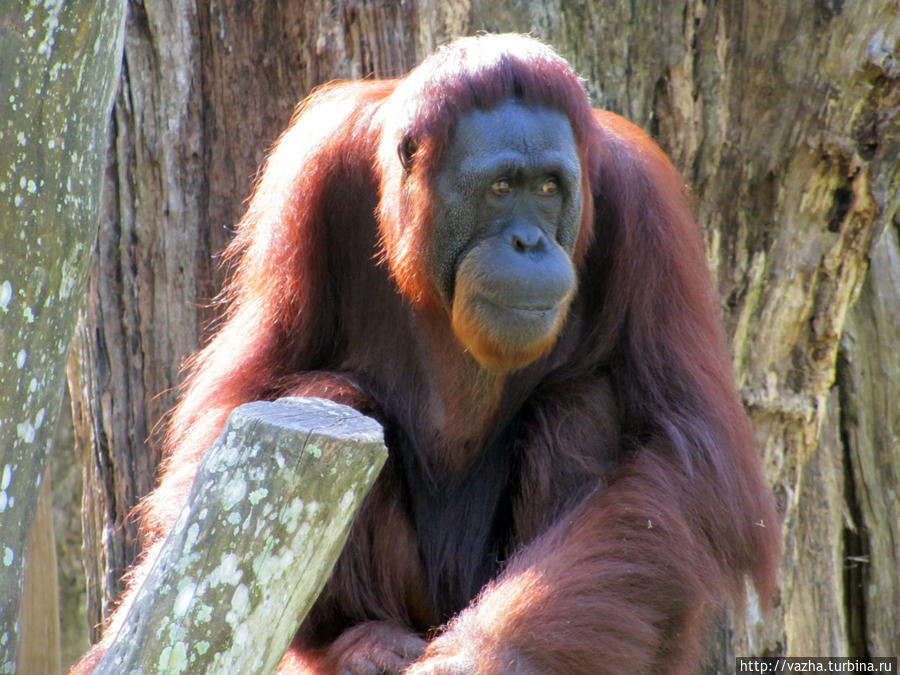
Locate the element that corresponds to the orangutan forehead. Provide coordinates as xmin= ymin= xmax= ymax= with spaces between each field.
xmin=446 ymin=101 xmax=578 ymax=168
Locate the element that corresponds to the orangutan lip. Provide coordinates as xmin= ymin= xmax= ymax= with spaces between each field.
xmin=477 ymin=294 xmax=556 ymax=314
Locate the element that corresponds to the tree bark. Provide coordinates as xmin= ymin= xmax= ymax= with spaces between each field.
xmin=838 ymin=225 xmax=900 ymax=658
xmin=0 ymin=2 xmax=124 ymax=672
xmin=67 ymin=0 xmax=900 ymax=667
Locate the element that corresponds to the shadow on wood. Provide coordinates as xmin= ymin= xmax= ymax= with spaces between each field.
xmin=96 ymin=397 xmax=387 ymax=674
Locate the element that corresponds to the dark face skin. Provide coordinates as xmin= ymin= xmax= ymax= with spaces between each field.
xmin=430 ymin=99 xmax=582 ymax=372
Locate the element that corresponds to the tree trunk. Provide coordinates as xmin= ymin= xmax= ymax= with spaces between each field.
xmin=838 ymin=225 xmax=900 ymax=658
xmin=67 ymin=0 xmax=900 ymax=667
xmin=0 ymin=2 xmax=124 ymax=673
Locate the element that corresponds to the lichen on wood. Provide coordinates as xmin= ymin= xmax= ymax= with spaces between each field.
xmin=96 ymin=397 xmax=386 ymax=674
xmin=0 ymin=1 xmax=125 ymax=672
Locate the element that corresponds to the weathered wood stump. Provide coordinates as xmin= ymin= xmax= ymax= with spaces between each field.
xmin=96 ymin=397 xmax=386 ymax=674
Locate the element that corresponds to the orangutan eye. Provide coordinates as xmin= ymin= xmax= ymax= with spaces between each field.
xmin=538 ymin=177 xmax=559 ymax=195
xmin=491 ymin=178 xmax=512 ymax=196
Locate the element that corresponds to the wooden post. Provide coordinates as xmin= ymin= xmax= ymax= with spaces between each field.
xmin=96 ymin=397 xmax=386 ymax=674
